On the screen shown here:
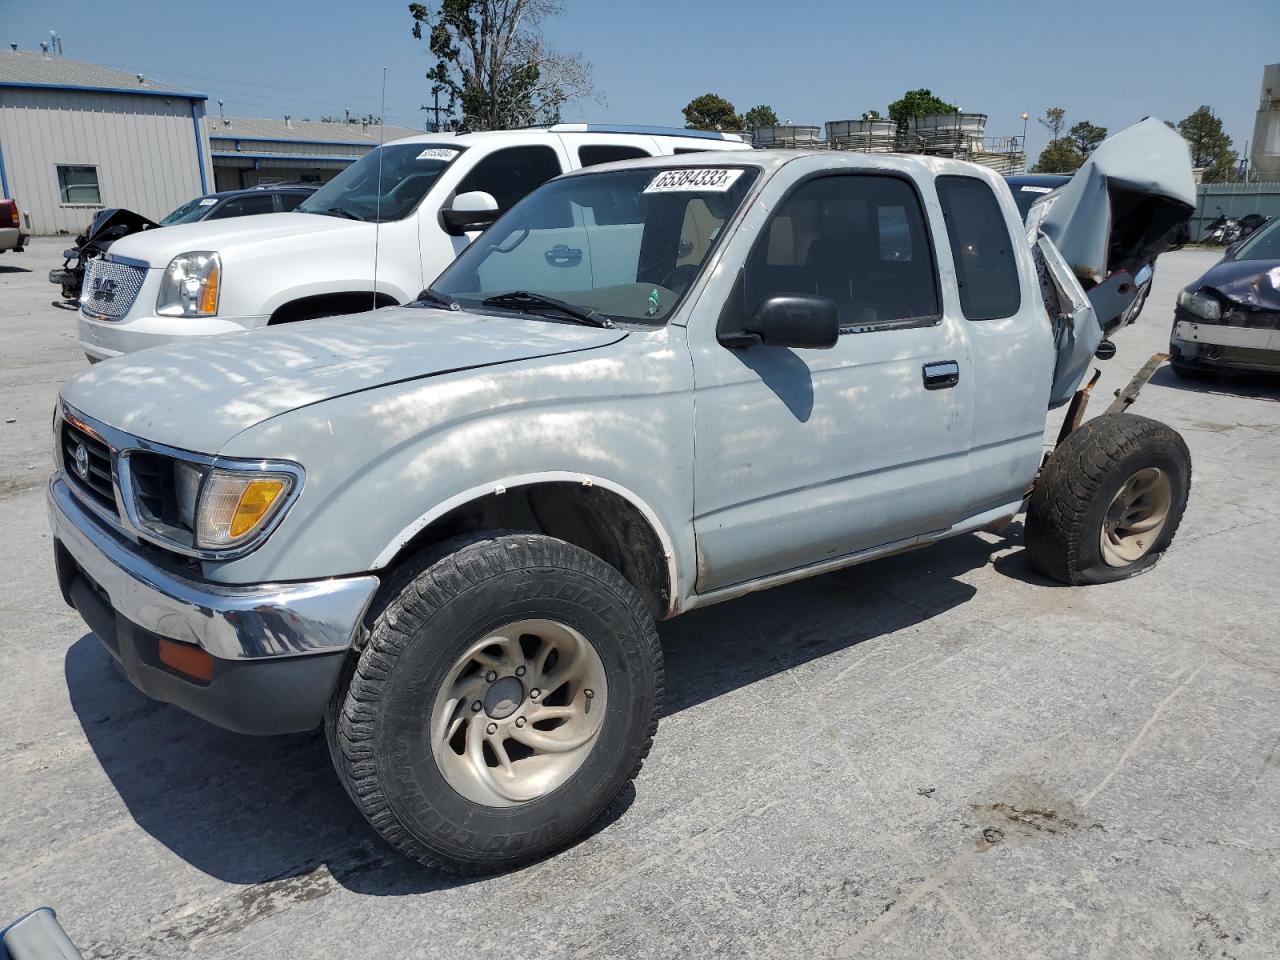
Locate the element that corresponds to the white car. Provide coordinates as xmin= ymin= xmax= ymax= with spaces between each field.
xmin=75 ymin=125 xmax=750 ymax=362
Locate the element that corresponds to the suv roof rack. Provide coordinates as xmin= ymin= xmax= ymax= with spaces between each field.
xmin=547 ymin=123 xmax=744 ymax=143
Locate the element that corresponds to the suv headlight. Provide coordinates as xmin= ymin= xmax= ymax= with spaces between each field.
xmin=1177 ymin=288 xmax=1221 ymax=322
xmin=157 ymin=251 xmax=220 ymax=317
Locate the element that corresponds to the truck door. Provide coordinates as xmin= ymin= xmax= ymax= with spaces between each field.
xmin=688 ymin=170 xmax=976 ymax=591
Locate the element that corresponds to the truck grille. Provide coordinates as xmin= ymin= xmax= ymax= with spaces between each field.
xmin=62 ymin=419 xmax=117 ymax=513
xmin=81 ymin=257 xmax=147 ymax=320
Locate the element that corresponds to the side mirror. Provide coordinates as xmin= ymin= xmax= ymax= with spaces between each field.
xmin=442 ymin=191 xmax=499 ymax=234
xmin=735 ymin=294 xmax=840 ymax=349
xmin=1223 ymin=239 xmax=1241 ymax=261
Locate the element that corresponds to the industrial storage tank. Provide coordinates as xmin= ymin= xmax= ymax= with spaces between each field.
xmin=752 ymin=125 xmax=827 ymax=149
xmin=826 ymin=119 xmax=898 ymax=152
xmin=905 ymin=112 xmax=988 ymax=151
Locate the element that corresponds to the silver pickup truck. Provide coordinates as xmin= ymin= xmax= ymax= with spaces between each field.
xmin=46 ymin=120 xmax=1195 ymax=873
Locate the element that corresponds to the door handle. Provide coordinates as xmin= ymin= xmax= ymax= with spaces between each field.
xmin=922 ymin=360 xmax=960 ymax=390
xmin=544 ymin=244 xmax=583 ymax=267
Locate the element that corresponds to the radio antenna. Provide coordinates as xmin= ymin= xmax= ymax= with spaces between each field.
xmin=371 ymin=67 xmax=387 ymax=311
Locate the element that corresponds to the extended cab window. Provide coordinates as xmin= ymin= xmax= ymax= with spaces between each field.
xmin=744 ymin=174 xmax=939 ymax=327
xmin=578 ymin=145 xmax=652 ymax=167
xmin=457 ymin=146 xmax=563 ymax=214
xmin=936 ymin=176 xmax=1021 ymax=320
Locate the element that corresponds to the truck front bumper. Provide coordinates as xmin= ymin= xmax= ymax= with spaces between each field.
xmin=78 ymin=310 xmax=266 ymax=362
xmin=48 ymin=476 xmax=379 ymax=734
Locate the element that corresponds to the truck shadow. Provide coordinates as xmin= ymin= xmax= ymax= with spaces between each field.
xmin=67 ymin=526 xmax=1025 ymax=894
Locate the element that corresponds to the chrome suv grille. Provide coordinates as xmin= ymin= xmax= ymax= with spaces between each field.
xmin=81 ymin=257 xmax=146 ymax=320
xmin=62 ymin=419 xmax=117 ymax=512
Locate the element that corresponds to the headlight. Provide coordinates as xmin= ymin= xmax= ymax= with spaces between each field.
xmin=123 ymin=454 xmax=301 ymax=555
xmin=196 ymin=468 xmax=296 ymax=548
xmin=157 ymin=251 xmax=220 ymax=317
xmin=1177 ymin=288 xmax=1221 ymax=322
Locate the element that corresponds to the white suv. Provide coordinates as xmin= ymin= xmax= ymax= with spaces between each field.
xmin=76 ymin=125 xmax=750 ymax=361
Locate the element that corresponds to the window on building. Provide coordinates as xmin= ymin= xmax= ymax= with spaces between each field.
xmin=577 ymin=145 xmax=652 ymax=167
xmin=936 ymin=175 xmax=1021 ymax=321
xmin=456 ymin=145 xmax=564 ymax=213
xmin=56 ymin=165 xmax=101 ymax=205
xmin=744 ymin=174 xmax=939 ymax=327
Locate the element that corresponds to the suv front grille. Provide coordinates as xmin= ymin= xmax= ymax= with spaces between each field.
xmin=62 ymin=420 xmax=116 ymax=512
xmin=1222 ymin=307 xmax=1280 ymax=331
xmin=81 ymin=257 xmax=147 ymax=320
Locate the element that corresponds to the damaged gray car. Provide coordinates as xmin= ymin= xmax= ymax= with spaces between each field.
xmin=1170 ymin=216 xmax=1280 ymax=377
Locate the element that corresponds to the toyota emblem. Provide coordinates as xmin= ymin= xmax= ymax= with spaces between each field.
xmin=72 ymin=441 xmax=90 ymax=481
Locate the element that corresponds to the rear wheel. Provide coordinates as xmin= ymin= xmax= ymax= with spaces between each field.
xmin=327 ymin=532 xmax=663 ymax=873
xmin=1026 ymin=413 xmax=1191 ymax=585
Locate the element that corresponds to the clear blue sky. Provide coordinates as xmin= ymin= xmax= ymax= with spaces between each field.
xmin=3 ymin=0 xmax=1276 ymax=164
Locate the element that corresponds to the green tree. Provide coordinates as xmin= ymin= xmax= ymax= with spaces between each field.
xmin=1177 ymin=106 xmax=1238 ymax=182
xmin=409 ymin=0 xmax=594 ymax=131
xmin=1038 ymin=106 xmax=1068 ymax=141
xmin=1033 ymin=139 xmax=1084 ymax=173
xmin=741 ymin=104 xmax=778 ymax=132
xmin=1068 ymin=119 xmax=1107 ymax=156
xmin=683 ymin=93 xmax=741 ymax=131
xmin=887 ymin=88 xmax=958 ymax=129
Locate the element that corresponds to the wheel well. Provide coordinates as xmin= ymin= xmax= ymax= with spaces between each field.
xmin=269 ymin=291 xmax=397 ymax=325
xmin=383 ymin=483 xmax=673 ymax=619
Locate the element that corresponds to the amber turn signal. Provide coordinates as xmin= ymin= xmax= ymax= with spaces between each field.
xmin=158 ymin=638 xmax=214 ymax=683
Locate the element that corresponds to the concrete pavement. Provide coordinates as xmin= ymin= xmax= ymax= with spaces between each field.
xmin=2 ymin=237 xmax=1278 ymax=958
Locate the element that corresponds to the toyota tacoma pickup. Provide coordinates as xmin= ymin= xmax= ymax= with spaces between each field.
xmin=73 ymin=124 xmax=749 ymax=362
xmin=47 ymin=119 xmax=1195 ymax=873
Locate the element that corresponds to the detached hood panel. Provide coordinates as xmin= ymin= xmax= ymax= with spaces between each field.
xmin=60 ymin=308 xmax=625 ymax=453
xmin=1038 ymin=118 xmax=1196 ymax=285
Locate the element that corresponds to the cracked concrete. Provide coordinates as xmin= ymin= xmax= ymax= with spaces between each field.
xmin=2 ymin=241 xmax=1278 ymax=958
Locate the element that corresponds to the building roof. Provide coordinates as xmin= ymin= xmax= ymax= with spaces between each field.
xmin=0 ymin=50 xmax=204 ymax=99
xmin=209 ymin=116 xmax=424 ymax=146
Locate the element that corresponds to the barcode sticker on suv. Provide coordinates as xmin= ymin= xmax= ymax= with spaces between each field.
xmin=644 ymin=169 xmax=744 ymax=193
xmin=416 ymin=147 xmax=460 ymax=160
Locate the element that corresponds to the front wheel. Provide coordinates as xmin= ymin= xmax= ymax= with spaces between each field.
xmin=1026 ymin=413 xmax=1191 ymax=585
xmin=327 ymin=532 xmax=663 ymax=873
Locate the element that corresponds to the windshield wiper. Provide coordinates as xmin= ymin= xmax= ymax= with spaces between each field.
xmin=414 ymin=287 xmax=461 ymax=311
xmin=321 ymin=206 xmax=364 ymax=221
xmin=480 ymin=291 xmax=615 ymax=328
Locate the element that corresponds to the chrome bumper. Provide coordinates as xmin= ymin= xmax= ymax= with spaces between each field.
xmin=48 ymin=475 xmax=379 ymax=661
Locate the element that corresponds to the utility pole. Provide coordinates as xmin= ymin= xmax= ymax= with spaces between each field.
xmin=424 ymin=85 xmax=447 ymax=132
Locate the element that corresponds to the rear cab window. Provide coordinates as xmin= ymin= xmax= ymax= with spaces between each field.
xmin=936 ymin=176 xmax=1021 ymax=320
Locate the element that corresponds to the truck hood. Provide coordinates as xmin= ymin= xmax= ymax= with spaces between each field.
xmin=60 ymin=308 xmax=626 ymax=453
xmin=105 ymin=211 xmax=369 ymax=264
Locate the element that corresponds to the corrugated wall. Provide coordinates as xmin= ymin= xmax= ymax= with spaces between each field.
xmin=0 ymin=88 xmax=212 ymax=234
xmin=1190 ymin=182 xmax=1280 ymax=241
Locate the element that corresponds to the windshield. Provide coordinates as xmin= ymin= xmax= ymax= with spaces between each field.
xmin=160 ymin=196 xmax=218 ymax=225
xmin=297 ymin=143 xmax=460 ymax=222
xmin=1232 ymin=215 xmax=1280 ymax=261
xmin=432 ymin=166 xmax=759 ymax=323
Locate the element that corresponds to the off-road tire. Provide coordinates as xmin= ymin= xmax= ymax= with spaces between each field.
xmin=326 ymin=531 xmax=664 ymax=874
xmin=1026 ymin=413 xmax=1191 ymax=585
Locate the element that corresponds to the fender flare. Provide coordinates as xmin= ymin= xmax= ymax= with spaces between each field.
xmin=371 ymin=471 xmax=680 ymax=615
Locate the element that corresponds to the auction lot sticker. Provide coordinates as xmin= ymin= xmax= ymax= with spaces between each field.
xmin=417 ymin=147 xmax=460 ymax=161
xmin=644 ymin=168 xmax=744 ymax=193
